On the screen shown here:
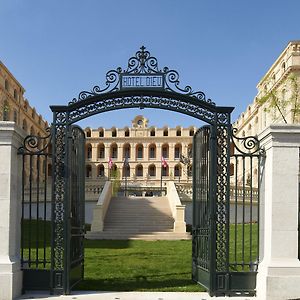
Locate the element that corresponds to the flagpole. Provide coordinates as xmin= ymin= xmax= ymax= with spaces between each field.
xmin=160 ymin=166 xmax=163 ymax=196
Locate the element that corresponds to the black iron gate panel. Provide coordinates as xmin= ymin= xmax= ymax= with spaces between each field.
xmin=192 ymin=126 xmax=213 ymax=290
xmin=65 ymin=125 xmax=85 ymax=293
xmin=18 ymin=129 xmax=52 ymax=291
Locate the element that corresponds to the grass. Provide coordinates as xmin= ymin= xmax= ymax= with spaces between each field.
xmin=21 ymin=220 xmax=257 ymax=292
xmin=77 ymin=239 xmax=202 ymax=292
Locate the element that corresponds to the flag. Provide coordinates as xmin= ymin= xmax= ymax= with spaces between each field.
xmin=108 ymin=157 xmax=113 ymax=169
xmin=161 ymin=156 xmax=168 ymax=168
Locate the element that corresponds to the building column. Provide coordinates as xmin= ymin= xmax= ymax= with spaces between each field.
xmin=0 ymin=122 xmax=24 ymax=300
xmin=257 ymin=125 xmax=300 ymax=300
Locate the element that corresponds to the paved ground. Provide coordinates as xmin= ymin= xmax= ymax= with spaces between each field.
xmin=19 ymin=291 xmax=255 ymax=300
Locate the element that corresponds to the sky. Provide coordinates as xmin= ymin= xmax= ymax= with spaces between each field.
xmin=0 ymin=0 xmax=300 ymax=129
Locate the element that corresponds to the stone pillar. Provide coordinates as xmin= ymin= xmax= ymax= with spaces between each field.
xmin=0 ymin=122 xmax=24 ymax=300
xmin=257 ymin=125 xmax=300 ymax=300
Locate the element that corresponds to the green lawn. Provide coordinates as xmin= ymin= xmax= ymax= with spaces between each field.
xmin=77 ymin=239 xmax=202 ymax=292
xmin=21 ymin=220 xmax=257 ymax=292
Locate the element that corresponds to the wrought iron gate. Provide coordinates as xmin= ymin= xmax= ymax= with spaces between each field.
xmin=51 ymin=125 xmax=85 ymax=294
xmin=192 ymin=125 xmax=262 ymax=296
xmin=19 ymin=125 xmax=85 ymax=293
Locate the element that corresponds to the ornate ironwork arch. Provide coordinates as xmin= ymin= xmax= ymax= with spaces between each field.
xmin=50 ymin=46 xmax=234 ymax=295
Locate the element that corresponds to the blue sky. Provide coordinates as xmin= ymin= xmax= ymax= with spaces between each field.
xmin=1 ymin=0 xmax=299 ymax=129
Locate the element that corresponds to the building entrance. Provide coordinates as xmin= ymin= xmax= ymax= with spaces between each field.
xmin=19 ymin=46 xmax=262 ymax=296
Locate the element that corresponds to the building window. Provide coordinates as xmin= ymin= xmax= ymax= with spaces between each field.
xmin=112 ymin=128 xmax=117 ymax=137
xmin=125 ymin=128 xmax=130 ymax=137
xmin=148 ymin=164 xmax=156 ymax=177
xmin=174 ymin=144 xmax=182 ymax=159
xmin=111 ymin=144 xmax=118 ymax=158
xmin=176 ymin=128 xmax=181 ymax=136
xmin=136 ymin=144 xmax=143 ymax=159
xmin=13 ymin=89 xmax=18 ymax=100
xmin=187 ymin=165 xmax=192 ymax=177
xmin=150 ymin=128 xmax=155 ymax=136
xmin=162 ymin=144 xmax=169 ymax=158
xmin=163 ymin=128 xmax=168 ymax=136
xmin=123 ymin=144 xmax=131 ymax=159
xmin=136 ymin=165 xmax=143 ymax=177
xmin=99 ymin=128 xmax=104 ymax=137
xmin=189 ymin=128 xmax=194 ymax=136
xmin=86 ymin=144 xmax=92 ymax=159
xmin=97 ymin=164 xmax=105 ymax=177
xmin=98 ymin=144 xmax=105 ymax=159
xmin=4 ymin=79 xmax=9 ymax=91
xmin=149 ymin=144 xmax=156 ymax=159
xmin=174 ymin=165 xmax=182 ymax=177
xmin=162 ymin=165 xmax=169 ymax=177
xmin=86 ymin=129 xmax=91 ymax=137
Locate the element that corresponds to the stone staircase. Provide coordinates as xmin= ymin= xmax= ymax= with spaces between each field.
xmin=86 ymin=196 xmax=191 ymax=240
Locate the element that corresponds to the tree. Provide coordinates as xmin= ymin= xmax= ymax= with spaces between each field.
xmin=256 ymin=74 xmax=300 ymax=124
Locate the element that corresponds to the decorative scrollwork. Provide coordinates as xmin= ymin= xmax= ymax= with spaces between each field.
xmin=18 ymin=127 xmax=52 ymax=154
xmin=231 ymin=128 xmax=262 ymax=155
xmin=69 ymin=46 xmax=216 ymax=106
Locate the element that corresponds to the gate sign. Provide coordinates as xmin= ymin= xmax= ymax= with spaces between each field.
xmin=121 ymin=74 xmax=164 ymax=89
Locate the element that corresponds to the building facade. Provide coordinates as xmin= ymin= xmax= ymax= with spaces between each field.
xmin=234 ymin=40 xmax=300 ymax=137
xmin=84 ymin=115 xmax=195 ymax=194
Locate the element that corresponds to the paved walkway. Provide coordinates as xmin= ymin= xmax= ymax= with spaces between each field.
xmin=19 ymin=291 xmax=255 ymax=300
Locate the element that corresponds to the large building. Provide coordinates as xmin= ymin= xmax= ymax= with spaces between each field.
xmin=84 ymin=115 xmax=195 ymax=196
xmin=0 ymin=60 xmax=48 ymax=135
xmin=234 ymin=40 xmax=300 ymax=137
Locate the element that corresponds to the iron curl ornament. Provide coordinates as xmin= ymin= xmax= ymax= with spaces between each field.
xmin=231 ymin=127 xmax=264 ymax=155
xmin=69 ymin=46 xmax=215 ymax=106
xmin=18 ymin=127 xmax=52 ymax=155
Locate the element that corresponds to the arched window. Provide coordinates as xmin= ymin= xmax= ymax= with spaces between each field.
xmin=136 ymin=164 xmax=143 ymax=177
xmin=150 ymin=128 xmax=155 ymax=136
xmin=99 ymin=128 xmax=104 ymax=137
xmin=148 ymin=144 xmax=156 ymax=159
xmin=162 ymin=165 xmax=169 ymax=177
xmin=123 ymin=143 xmax=131 ymax=158
xmin=97 ymin=164 xmax=105 ymax=177
xmin=86 ymin=144 xmax=92 ymax=159
xmin=13 ymin=110 xmax=18 ymax=123
xmin=31 ymin=108 xmax=36 ymax=119
xmin=174 ymin=143 xmax=182 ymax=159
xmin=97 ymin=143 xmax=105 ymax=159
xmin=162 ymin=143 xmax=169 ymax=158
xmin=174 ymin=164 xmax=182 ymax=177
xmin=14 ymin=89 xmax=18 ymax=100
xmin=282 ymin=61 xmax=286 ymax=72
xmin=124 ymin=127 xmax=130 ymax=137
xmin=86 ymin=165 xmax=92 ymax=178
xmin=148 ymin=164 xmax=156 ymax=177
xmin=136 ymin=144 xmax=143 ymax=159
xmin=176 ymin=127 xmax=181 ymax=136
xmin=187 ymin=165 xmax=192 ymax=177
xmin=163 ymin=128 xmax=168 ymax=136
xmin=188 ymin=143 xmax=193 ymax=157
xmin=4 ymin=79 xmax=9 ymax=91
xmin=110 ymin=143 xmax=118 ymax=158
xmin=189 ymin=128 xmax=194 ymax=136
xmin=112 ymin=127 xmax=117 ymax=137
xmin=86 ymin=128 xmax=91 ymax=138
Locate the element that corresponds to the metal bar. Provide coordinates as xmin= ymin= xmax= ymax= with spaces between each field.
xmin=36 ymin=155 xmax=40 ymax=268
xmin=21 ymin=153 xmax=25 ymax=268
xmin=242 ymin=156 xmax=245 ymax=270
xmin=29 ymin=154 xmax=33 ymax=267
xmin=43 ymin=154 xmax=48 ymax=268
xmin=249 ymin=157 xmax=253 ymax=266
xmin=234 ymin=156 xmax=238 ymax=267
